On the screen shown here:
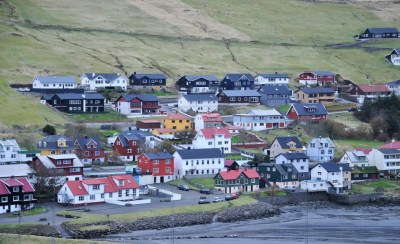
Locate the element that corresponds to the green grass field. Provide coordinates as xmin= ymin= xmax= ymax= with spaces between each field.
xmin=1 ymin=0 xmax=400 ymax=127
xmin=0 ymin=233 xmax=111 ymax=244
xmin=189 ymin=177 xmax=215 ymax=189
xmin=349 ymin=179 xmax=400 ymax=194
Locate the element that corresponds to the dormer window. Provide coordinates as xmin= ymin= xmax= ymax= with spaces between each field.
xmin=118 ymin=180 xmax=124 ymax=186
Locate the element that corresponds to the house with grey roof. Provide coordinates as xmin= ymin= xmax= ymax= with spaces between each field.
xmin=356 ymin=27 xmax=399 ymax=40
xmin=258 ymin=163 xmax=300 ymax=189
xmin=368 ymin=148 xmax=400 ymax=176
xmin=287 ymin=102 xmax=328 ymax=123
xmin=41 ymin=93 xmax=105 ymax=113
xmin=295 ymin=87 xmax=335 ymax=103
xmin=81 ymin=73 xmax=128 ymax=91
xmin=339 ymin=149 xmax=370 ymax=168
xmin=298 ymin=71 xmax=336 ymax=86
xmin=258 ymin=85 xmax=292 ymax=106
xmin=306 ymin=137 xmax=335 ymax=163
xmin=115 ymin=94 xmax=160 ymax=116
xmin=32 ymin=76 xmax=78 ymax=89
xmin=173 ymin=148 xmax=224 ymax=177
xmin=0 ymin=139 xmax=22 ymax=164
xmin=233 ymin=109 xmax=288 ymax=131
xmin=254 ymin=73 xmax=290 ymax=88
xmin=220 ymin=73 xmax=254 ymax=90
xmin=267 ymin=136 xmax=304 ymax=159
xmin=274 ymin=152 xmax=310 ymax=181
xmin=176 ymin=75 xmax=219 ymax=94
xmin=178 ymin=94 xmax=218 ymax=113
xmin=217 ymin=90 xmax=261 ymax=105
xmin=74 ymin=137 xmax=105 ymax=164
xmin=37 ymin=135 xmax=74 ymax=155
xmin=385 ymin=79 xmax=400 ymax=95
xmin=129 ymin=72 xmax=167 ymax=90
xmin=385 ymin=48 xmax=400 ymax=66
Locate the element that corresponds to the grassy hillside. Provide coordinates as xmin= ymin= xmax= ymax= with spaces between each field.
xmin=0 ymin=0 xmax=399 ymax=126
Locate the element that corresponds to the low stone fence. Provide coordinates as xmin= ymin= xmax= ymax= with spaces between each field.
xmin=105 ymin=198 xmax=151 ymax=206
xmin=258 ymin=192 xmax=328 ymax=205
xmin=327 ymin=193 xmax=400 ymax=205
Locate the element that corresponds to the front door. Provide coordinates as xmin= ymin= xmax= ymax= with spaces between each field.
xmin=154 ymin=177 xmax=157 ymax=183
xmin=160 ymin=176 xmax=164 ymax=183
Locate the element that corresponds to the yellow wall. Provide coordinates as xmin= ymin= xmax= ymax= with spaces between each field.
xmin=163 ymin=118 xmax=192 ymax=131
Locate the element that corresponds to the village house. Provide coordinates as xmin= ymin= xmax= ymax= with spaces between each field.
xmin=0 ymin=177 xmax=36 ymax=214
xmin=220 ymin=73 xmax=255 ymax=90
xmin=115 ymin=94 xmax=160 ymax=116
xmin=267 ymin=136 xmax=304 ymax=159
xmin=258 ymin=85 xmax=292 ymax=107
xmin=349 ymin=166 xmax=379 ymax=182
xmin=295 ymin=87 xmax=335 ymax=104
xmin=137 ymin=152 xmax=174 ymax=183
xmin=0 ymin=164 xmax=36 ymax=184
xmin=80 ymin=73 xmax=128 ymax=91
xmin=306 ymin=137 xmax=335 ymax=163
xmin=254 ymin=73 xmax=290 ymax=88
xmin=41 ymin=93 xmax=105 ymax=113
xmin=135 ymin=120 xmax=162 ymax=132
xmin=173 ymin=148 xmax=224 ymax=177
xmin=339 ymin=148 xmax=371 ymax=168
xmin=385 ymin=48 xmax=400 ymax=66
xmin=258 ymin=163 xmax=300 ymax=189
xmin=301 ymin=162 xmax=351 ymax=193
xmin=217 ymin=90 xmax=261 ymax=105
xmin=0 ymin=139 xmax=22 ymax=165
xmin=194 ymin=113 xmax=223 ymax=132
xmin=176 ymin=75 xmax=219 ymax=94
xmin=177 ymin=94 xmax=218 ymax=113
xmin=214 ymin=169 xmax=260 ymax=194
xmin=32 ymin=76 xmax=78 ymax=89
xmin=385 ymin=80 xmax=400 ymax=95
xmin=368 ymin=147 xmax=400 ymax=176
xmin=37 ymin=135 xmax=74 ymax=156
xmin=57 ymin=175 xmax=139 ymax=206
xmin=286 ymin=102 xmax=328 ymax=123
xmin=192 ymin=127 xmax=232 ymax=153
xmin=163 ymin=112 xmax=192 ymax=131
xmin=347 ymin=83 xmax=391 ymax=104
xmin=274 ymin=152 xmax=310 ymax=181
xmin=111 ymin=130 xmax=155 ymax=162
xmin=74 ymin=137 xmax=105 ymax=164
xmin=129 ymin=72 xmax=167 ymax=90
xmin=356 ymin=27 xmax=399 ymax=40
xmin=233 ymin=109 xmax=287 ymax=131
xmin=224 ymin=160 xmax=240 ymax=171
xmin=298 ymin=71 xmax=336 ymax=86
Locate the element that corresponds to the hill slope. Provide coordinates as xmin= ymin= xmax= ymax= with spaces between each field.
xmin=0 ymin=0 xmax=399 ymax=126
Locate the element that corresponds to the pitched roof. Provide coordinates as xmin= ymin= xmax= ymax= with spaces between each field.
xmin=1 ymin=179 xmax=23 ymax=187
xmin=315 ymin=162 xmax=351 ymax=172
xmin=258 ymin=85 xmax=291 ymax=95
xmin=142 ymin=152 xmax=174 ymax=160
xmin=0 ymin=139 xmax=20 ymax=152
xmin=130 ymin=73 xmax=166 ymax=80
xmin=200 ymin=128 xmax=232 ymax=139
xmin=182 ymin=94 xmax=218 ymax=101
xmin=200 ymin=113 xmax=223 ymax=122
xmin=289 ymin=102 xmax=328 ymax=116
xmin=257 ymin=73 xmax=289 ymax=79
xmin=224 ymin=160 xmax=237 ymax=167
xmin=17 ymin=178 xmax=35 ymax=193
xmin=247 ymin=109 xmax=281 ymax=116
xmin=165 ymin=112 xmax=191 ymax=120
xmin=274 ymin=136 xmax=303 ymax=149
xmin=175 ymin=148 xmax=224 ymax=159
xmin=366 ymin=27 xmax=399 ymax=34
xmin=298 ymin=87 xmax=335 ymax=94
xmin=36 ymin=154 xmax=84 ymax=169
xmin=274 ymin=163 xmax=299 ymax=175
xmin=217 ymin=169 xmax=260 ymax=180
xmin=0 ymin=181 xmax=11 ymax=195
xmin=0 ymin=164 xmax=35 ymax=178
xmin=223 ymin=74 xmax=254 ymax=82
xmin=65 ymin=181 xmax=88 ymax=196
xmin=180 ymin=75 xmax=219 ymax=82
xmin=37 ymin=135 xmax=74 ymax=150
xmin=119 ymin=94 xmax=159 ymax=102
xmin=354 ymin=148 xmax=372 ymax=155
xmin=357 ymin=84 xmax=389 ymax=93
xmin=108 ymin=175 xmax=139 ymax=190
xmin=75 ymin=137 xmax=103 ymax=150
xmin=84 ymin=73 xmax=126 ymax=81
xmin=55 ymin=93 xmax=104 ymax=100
xmin=310 ymin=71 xmax=335 ymax=76
xmin=309 ymin=137 xmax=334 ymax=147
xmin=377 ymin=148 xmax=400 ymax=154
xmin=220 ymin=90 xmax=261 ymax=97
xmin=379 ymin=141 xmax=400 ymax=149
xmin=386 ymin=79 xmax=400 ymax=85
xmin=34 ymin=76 xmax=77 ymax=84
xmin=279 ymin=152 xmax=309 ymax=160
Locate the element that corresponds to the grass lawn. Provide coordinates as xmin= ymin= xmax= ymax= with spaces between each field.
xmin=189 ymin=177 xmax=215 ymax=189
xmin=334 ymin=139 xmax=384 ymax=149
xmin=349 ymin=180 xmax=400 ymax=194
xmin=328 ymin=113 xmax=369 ymax=128
xmin=8 ymin=207 xmax=48 ymax=217
xmin=0 ymin=233 xmax=112 ymax=244
xmin=68 ymin=110 xmax=131 ymax=123
xmin=224 ymin=154 xmax=246 ymax=160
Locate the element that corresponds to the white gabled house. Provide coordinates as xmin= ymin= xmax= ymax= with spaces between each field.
xmin=254 ymin=73 xmax=290 ymax=88
xmin=32 ymin=76 xmax=77 ymax=89
xmin=192 ymin=128 xmax=232 ymax=153
xmin=233 ymin=109 xmax=288 ymax=131
xmin=194 ymin=113 xmax=223 ymax=132
xmin=178 ymin=94 xmax=218 ymax=113
xmin=57 ymin=175 xmax=139 ymax=206
xmin=306 ymin=137 xmax=335 ymax=163
xmin=339 ymin=149 xmax=371 ymax=168
xmin=0 ymin=139 xmax=22 ymax=164
xmin=274 ymin=153 xmax=310 ymax=180
xmin=80 ymin=73 xmax=128 ymax=91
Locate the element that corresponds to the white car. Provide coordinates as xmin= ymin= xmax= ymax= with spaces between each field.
xmin=212 ymin=197 xmax=224 ymax=203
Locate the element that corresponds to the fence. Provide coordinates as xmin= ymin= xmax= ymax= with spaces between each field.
xmin=183 ymin=176 xmax=205 ymax=189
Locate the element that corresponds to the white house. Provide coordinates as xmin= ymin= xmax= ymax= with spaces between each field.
xmin=57 ymin=175 xmax=139 ymax=206
xmin=385 ymin=80 xmax=400 ymax=95
xmin=274 ymin=153 xmax=310 ymax=180
xmin=173 ymin=148 xmax=224 ymax=177
xmin=192 ymin=128 xmax=232 ymax=153
xmin=339 ymin=149 xmax=371 ymax=168
xmin=301 ymin=162 xmax=351 ymax=193
xmin=0 ymin=164 xmax=36 ymax=184
xmin=368 ymin=148 xmax=400 ymax=176
xmin=32 ymin=76 xmax=77 ymax=89
xmin=0 ymin=139 xmax=21 ymax=164
xmin=306 ymin=137 xmax=335 ymax=163
xmin=80 ymin=73 xmax=128 ymax=91
xmin=254 ymin=73 xmax=290 ymax=88
xmin=233 ymin=109 xmax=288 ymax=131
xmin=194 ymin=113 xmax=223 ymax=132
xmin=385 ymin=48 xmax=400 ymax=66
xmin=178 ymin=94 xmax=218 ymax=113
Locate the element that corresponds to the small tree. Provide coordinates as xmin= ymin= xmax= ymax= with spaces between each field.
xmin=159 ymin=140 xmax=176 ymax=154
xmin=42 ymin=124 xmax=56 ymax=135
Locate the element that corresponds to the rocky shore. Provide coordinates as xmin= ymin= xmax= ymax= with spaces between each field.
xmin=62 ymin=202 xmax=280 ymax=239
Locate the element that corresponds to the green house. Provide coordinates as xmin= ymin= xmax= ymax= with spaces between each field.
xmin=214 ymin=169 xmax=260 ymax=194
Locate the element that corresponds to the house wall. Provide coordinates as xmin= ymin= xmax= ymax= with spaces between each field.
xmin=163 ymin=118 xmax=192 ymax=131
xmin=233 ymin=115 xmax=287 ymax=131
xmin=81 ymin=75 xmax=127 ymax=91
xmin=275 ymin=156 xmax=309 ymax=175
xmin=254 ymin=75 xmax=289 ymax=87
xmin=32 ymin=79 xmax=77 ymax=89
xmin=306 ymin=140 xmax=334 ymax=163
xmin=369 ymin=149 xmax=400 ymax=174
xmin=299 ymin=73 xmax=317 ymax=85
xmin=178 ymin=97 xmax=218 ymax=113
xmin=218 ymin=95 xmax=260 ymax=104
xmin=173 ymin=153 xmax=224 ymax=177
xmin=300 ymin=180 xmax=329 ymax=192
xmin=192 ymin=133 xmax=231 ymax=153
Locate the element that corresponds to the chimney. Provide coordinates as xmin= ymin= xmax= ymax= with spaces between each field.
xmin=134 ymin=72 xmax=136 ymax=75
xmin=275 ymin=71 xmax=278 ymax=74
xmin=92 ymin=73 xmax=95 ymax=77
xmin=85 ymin=136 xmax=88 ymax=139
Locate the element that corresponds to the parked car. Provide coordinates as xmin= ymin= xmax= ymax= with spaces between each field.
xmin=200 ymin=188 xmax=212 ymax=194
xmin=198 ymin=199 xmax=211 ymax=204
xmin=177 ymin=184 xmax=190 ymax=191
xmin=212 ymin=197 xmax=224 ymax=203
xmin=231 ymin=193 xmax=239 ymax=199
xmin=224 ymin=195 xmax=234 ymax=201
xmin=348 ymin=107 xmax=358 ymax=112
xmin=283 ymin=186 xmax=296 ymax=192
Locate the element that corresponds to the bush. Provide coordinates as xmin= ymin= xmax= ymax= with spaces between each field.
xmin=42 ymin=124 xmax=56 ymax=135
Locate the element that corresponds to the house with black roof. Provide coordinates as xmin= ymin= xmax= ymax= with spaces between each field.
xmin=129 ymin=72 xmax=167 ymax=90
xmin=217 ymin=90 xmax=261 ymax=105
xmin=177 ymin=94 xmax=218 ymax=113
xmin=274 ymin=152 xmax=310 ymax=181
xmin=295 ymin=87 xmax=335 ymax=103
xmin=41 ymin=93 xmax=105 ymax=113
xmin=80 ymin=73 xmax=128 ymax=91
xmin=258 ymin=162 xmax=300 ymax=189
xmin=287 ymin=102 xmax=328 ymax=123
xmin=385 ymin=48 xmax=400 ymax=66
xmin=258 ymin=85 xmax=292 ymax=106
xmin=176 ymin=75 xmax=220 ymax=94
xmin=356 ymin=27 xmax=399 ymax=40
xmin=114 ymin=94 xmax=159 ymax=116
xmin=220 ymin=73 xmax=254 ymax=90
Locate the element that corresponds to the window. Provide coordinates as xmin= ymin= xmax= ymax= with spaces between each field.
xmin=208 ymin=142 xmax=212 ymax=145
xmin=127 ymin=149 xmax=132 ymax=153
xmin=93 ymin=185 xmax=100 ymax=190
xmin=84 ymin=151 xmax=89 ymax=156
xmin=11 ymin=154 xmax=16 ymax=159
xmin=95 ymin=151 xmax=100 ymax=156
xmin=1 ymin=197 xmax=7 ymax=203
xmin=154 ymin=168 xmax=159 ymax=173
xmin=166 ymin=167 xmax=171 ymax=172
xmin=109 ymin=193 xmax=113 ymax=198
xmin=90 ymin=195 xmax=95 ymax=200
xmin=101 ymin=194 xmax=104 ymax=199
xmin=118 ymin=190 xmax=122 ymax=197
xmin=70 ymin=168 xmax=80 ymax=172
xmin=13 ymin=187 xmax=19 ymax=192
xmin=154 ymin=160 xmax=159 ymax=164
xmin=318 ymin=172 xmax=321 ymax=175
xmin=251 ymin=178 xmax=255 ymax=183
xmin=166 ymin=159 xmax=170 ymax=164
xmin=79 ymin=196 xmax=84 ymax=201
xmin=126 ymin=190 xmax=130 ymax=197
xmin=13 ymin=196 xmax=20 ymax=201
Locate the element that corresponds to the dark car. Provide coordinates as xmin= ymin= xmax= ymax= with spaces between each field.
xmin=198 ymin=199 xmax=211 ymax=204
xmin=177 ymin=184 xmax=190 ymax=191
xmin=224 ymin=195 xmax=234 ymax=201
xmin=200 ymin=188 xmax=212 ymax=194
xmin=348 ymin=107 xmax=358 ymax=112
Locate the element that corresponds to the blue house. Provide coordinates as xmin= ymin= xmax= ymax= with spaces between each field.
xmin=129 ymin=72 xmax=167 ymax=90
xmin=220 ymin=74 xmax=254 ymax=90
xmin=176 ymin=75 xmax=219 ymax=94
xmin=258 ymin=85 xmax=292 ymax=107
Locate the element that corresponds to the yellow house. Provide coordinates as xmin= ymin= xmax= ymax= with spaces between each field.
xmin=295 ymin=87 xmax=335 ymax=104
xmin=269 ymin=136 xmax=304 ymax=158
xmin=37 ymin=135 xmax=74 ymax=155
xmin=163 ymin=112 xmax=192 ymax=131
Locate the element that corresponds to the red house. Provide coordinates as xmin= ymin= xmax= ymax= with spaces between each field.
xmin=112 ymin=130 xmax=155 ymax=162
xmin=287 ymin=102 xmax=328 ymax=123
xmin=74 ymin=137 xmax=105 ymax=164
xmin=298 ymin=71 xmax=336 ymax=86
xmin=137 ymin=152 xmax=174 ymax=183
xmin=31 ymin=154 xmax=84 ymax=184
xmin=115 ymin=94 xmax=160 ymax=116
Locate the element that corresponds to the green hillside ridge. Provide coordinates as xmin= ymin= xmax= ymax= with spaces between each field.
xmin=1 ymin=0 xmax=400 ymax=126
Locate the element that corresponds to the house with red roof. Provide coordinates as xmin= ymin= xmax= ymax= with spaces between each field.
xmin=0 ymin=177 xmax=36 ymax=214
xmin=192 ymin=128 xmax=232 ymax=153
xmin=194 ymin=113 xmax=223 ymax=132
xmin=348 ymin=83 xmax=391 ymax=104
xmin=224 ymin=160 xmax=239 ymax=171
xmin=57 ymin=175 xmax=139 ymax=206
xmin=137 ymin=152 xmax=174 ymax=183
xmin=214 ymin=169 xmax=260 ymax=193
